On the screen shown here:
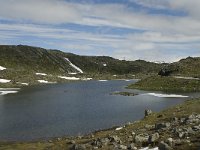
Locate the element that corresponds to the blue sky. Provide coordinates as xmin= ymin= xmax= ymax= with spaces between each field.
xmin=0 ymin=0 xmax=200 ymax=62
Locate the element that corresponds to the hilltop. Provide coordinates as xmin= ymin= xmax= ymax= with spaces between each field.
xmin=0 ymin=45 xmax=163 ymax=87
xmin=128 ymin=56 xmax=200 ymax=92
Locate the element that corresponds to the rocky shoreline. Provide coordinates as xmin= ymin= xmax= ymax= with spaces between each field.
xmin=0 ymin=98 xmax=199 ymax=150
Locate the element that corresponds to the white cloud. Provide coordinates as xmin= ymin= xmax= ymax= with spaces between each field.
xmin=0 ymin=0 xmax=200 ymax=62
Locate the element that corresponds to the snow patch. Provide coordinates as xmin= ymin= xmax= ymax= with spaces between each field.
xmin=146 ymin=93 xmax=188 ymax=98
xmin=103 ymin=63 xmax=107 ymax=67
xmin=98 ymin=80 xmax=108 ymax=82
xmin=0 ymin=88 xmax=20 ymax=96
xmin=36 ymin=73 xmax=47 ymax=76
xmin=113 ymin=75 xmax=117 ymax=77
xmin=82 ymin=78 xmax=93 ymax=81
xmin=64 ymin=58 xmax=83 ymax=73
xmin=0 ymin=91 xmax=18 ymax=95
xmin=0 ymin=79 xmax=11 ymax=83
xmin=174 ymin=76 xmax=199 ymax=80
xmin=115 ymin=127 xmax=123 ymax=131
xmin=0 ymin=66 xmax=6 ymax=71
xmin=125 ymin=80 xmax=130 ymax=81
xmin=139 ymin=147 xmax=158 ymax=150
xmin=69 ymin=73 xmax=77 ymax=75
xmin=17 ymin=82 xmax=29 ymax=86
xmin=38 ymin=80 xmax=56 ymax=84
xmin=58 ymin=76 xmax=80 ymax=80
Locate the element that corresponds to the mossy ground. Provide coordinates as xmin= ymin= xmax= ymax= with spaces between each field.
xmin=128 ymin=75 xmax=200 ymax=92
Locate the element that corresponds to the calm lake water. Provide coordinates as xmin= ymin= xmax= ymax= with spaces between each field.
xmin=0 ymin=80 xmax=198 ymax=141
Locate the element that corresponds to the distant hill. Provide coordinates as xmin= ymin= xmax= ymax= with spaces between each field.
xmin=158 ymin=56 xmax=200 ymax=77
xmin=0 ymin=45 xmax=163 ymax=75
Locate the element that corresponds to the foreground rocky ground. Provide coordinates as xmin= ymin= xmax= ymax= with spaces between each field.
xmin=0 ymin=98 xmax=199 ymax=150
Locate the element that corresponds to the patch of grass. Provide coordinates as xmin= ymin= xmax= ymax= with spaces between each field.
xmin=111 ymin=91 xmax=138 ymax=96
xmin=127 ymin=75 xmax=200 ymax=92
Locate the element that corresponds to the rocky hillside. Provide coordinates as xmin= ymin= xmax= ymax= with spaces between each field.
xmin=158 ymin=57 xmax=200 ymax=77
xmin=0 ymin=45 xmax=163 ymax=75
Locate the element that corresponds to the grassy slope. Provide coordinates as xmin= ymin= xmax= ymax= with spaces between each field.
xmin=0 ymin=45 xmax=163 ymax=87
xmin=128 ymin=75 xmax=200 ymax=92
xmin=128 ymin=56 xmax=200 ymax=92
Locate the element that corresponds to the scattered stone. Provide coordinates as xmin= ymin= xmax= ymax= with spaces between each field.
xmin=57 ymin=138 xmax=61 ymax=141
xmin=128 ymin=143 xmax=137 ymax=150
xmin=109 ymin=135 xmax=122 ymax=144
xmin=135 ymin=133 xmax=149 ymax=144
xmin=71 ymin=144 xmax=86 ymax=150
xmin=145 ymin=124 xmax=155 ymax=129
xmin=192 ymin=125 xmax=200 ymax=131
xmin=131 ymin=132 xmax=136 ymax=136
xmin=158 ymin=141 xmax=172 ymax=150
xmin=69 ymin=140 xmax=76 ymax=144
xmin=178 ymin=132 xmax=185 ymax=138
xmin=119 ymin=144 xmax=128 ymax=149
xmin=171 ymin=117 xmax=179 ymax=123
xmin=166 ymin=138 xmax=173 ymax=147
xmin=48 ymin=140 xmax=53 ymax=143
xmin=148 ymin=132 xmax=160 ymax=143
xmin=155 ymin=122 xmax=171 ymax=130
xmin=145 ymin=109 xmax=152 ymax=117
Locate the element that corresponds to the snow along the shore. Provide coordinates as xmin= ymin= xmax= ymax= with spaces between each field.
xmin=38 ymin=80 xmax=56 ymax=84
xmin=0 ymin=88 xmax=20 ymax=96
xmin=0 ymin=66 xmax=6 ymax=71
xmin=173 ymin=76 xmax=199 ymax=80
xmin=0 ymin=91 xmax=18 ymax=95
xmin=146 ymin=93 xmax=188 ymax=98
xmin=0 ymin=79 xmax=11 ymax=83
xmin=64 ymin=58 xmax=83 ymax=73
xmin=36 ymin=73 xmax=47 ymax=76
xmin=58 ymin=76 xmax=80 ymax=80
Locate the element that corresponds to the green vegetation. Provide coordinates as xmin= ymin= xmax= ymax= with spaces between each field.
xmin=0 ymin=45 xmax=163 ymax=87
xmin=128 ymin=75 xmax=200 ymax=92
xmin=111 ymin=91 xmax=138 ymax=96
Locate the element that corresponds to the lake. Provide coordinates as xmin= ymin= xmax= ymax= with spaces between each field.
xmin=0 ymin=80 xmax=197 ymax=141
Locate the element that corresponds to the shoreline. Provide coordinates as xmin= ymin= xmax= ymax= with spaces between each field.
xmin=0 ymin=97 xmax=199 ymax=149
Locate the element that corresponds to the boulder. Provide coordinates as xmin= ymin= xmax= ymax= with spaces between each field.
xmin=145 ymin=109 xmax=152 ymax=117
xmin=119 ymin=145 xmax=128 ymax=149
xmin=134 ymin=133 xmax=149 ymax=144
xmin=155 ymin=122 xmax=171 ymax=130
xmin=166 ymin=138 xmax=174 ymax=147
xmin=109 ymin=135 xmax=122 ymax=144
xmin=158 ymin=141 xmax=172 ymax=150
xmin=148 ymin=132 xmax=160 ymax=143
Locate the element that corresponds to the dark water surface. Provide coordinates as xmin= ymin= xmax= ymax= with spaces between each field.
xmin=0 ymin=80 xmax=197 ymax=141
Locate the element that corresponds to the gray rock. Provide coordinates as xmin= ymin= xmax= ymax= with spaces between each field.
xmin=185 ymin=127 xmax=195 ymax=135
xmin=71 ymin=144 xmax=86 ymax=150
xmin=110 ymin=135 xmax=122 ymax=144
xmin=91 ymin=138 xmax=104 ymax=148
xmin=145 ymin=124 xmax=155 ymax=129
xmin=148 ymin=132 xmax=160 ymax=143
xmin=145 ymin=109 xmax=152 ymax=117
xmin=192 ymin=125 xmax=200 ymax=131
xmin=155 ymin=122 xmax=171 ymax=130
xmin=127 ymin=143 xmax=137 ymax=150
xmin=158 ymin=141 xmax=172 ymax=150
xmin=166 ymin=138 xmax=173 ymax=147
xmin=171 ymin=117 xmax=179 ymax=123
xmin=69 ymin=140 xmax=76 ymax=144
xmin=100 ymin=138 xmax=110 ymax=146
xmin=134 ymin=133 xmax=149 ymax=144
xmin=119 ymin=145 xmax=127 ymax=149
xmin=178 ymin=132 xmax=185 ymax=138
